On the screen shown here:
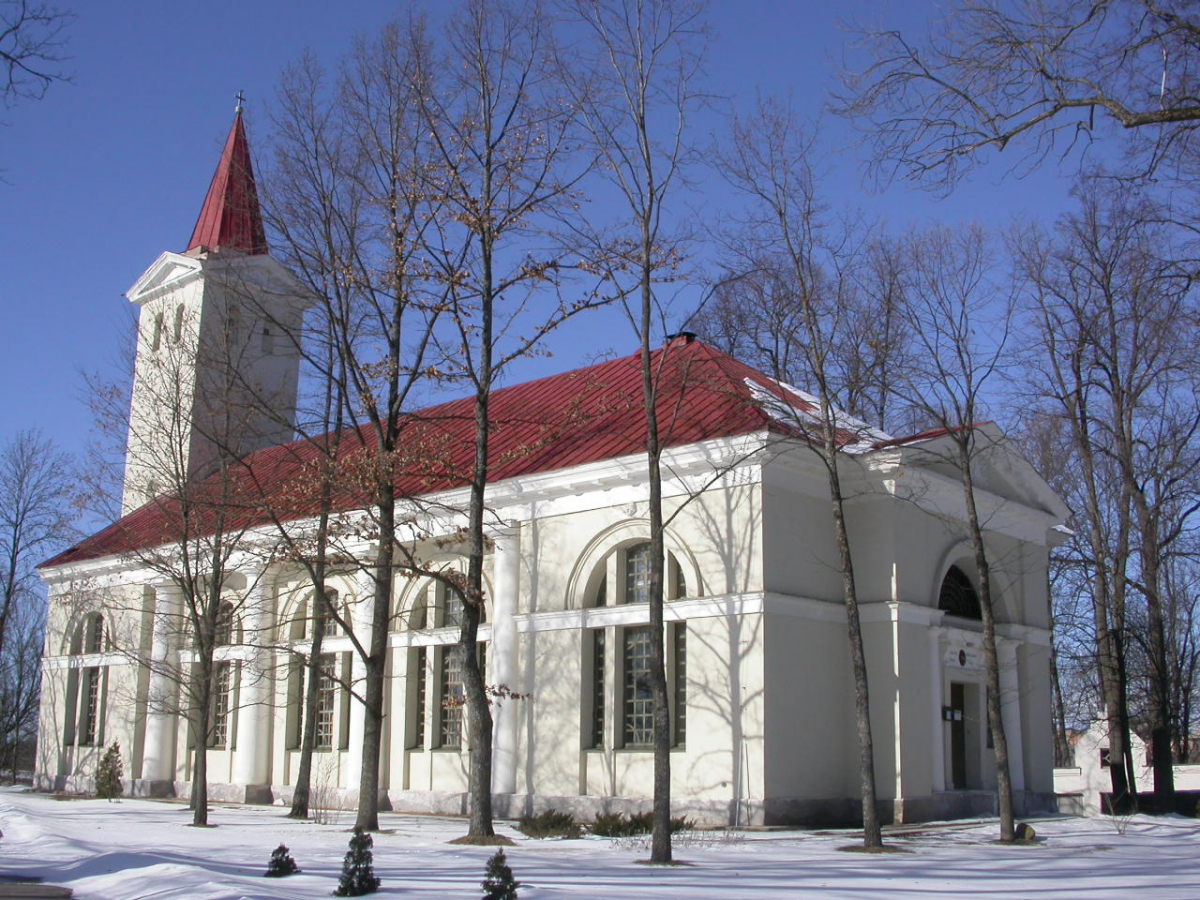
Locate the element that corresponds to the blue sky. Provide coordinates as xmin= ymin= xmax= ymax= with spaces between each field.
xmin=0 ymin=0 xmax=1083 ymax=494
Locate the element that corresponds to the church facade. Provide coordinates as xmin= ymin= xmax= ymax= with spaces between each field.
xmin=35 ymin=112 xmax=1068 ymax=826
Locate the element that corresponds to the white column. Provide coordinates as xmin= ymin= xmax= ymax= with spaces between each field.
xmin=344 ymin=568 xmax=376 ymax=791
xmin=233 ymin=571 xmax=272 ymax=787
xmin=142 ymin=581 xmax=182 ymax=784
xmin=490 ymin=523 xmax=521 ymax=794
xmin=928 ymin=627 xmax=946 ymax=793
xmin=999 ymin=638 xmax=1026 ymax=791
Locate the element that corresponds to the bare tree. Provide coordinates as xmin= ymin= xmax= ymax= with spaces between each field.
xmin=562 ymin=0 xmax=708 ymax=863
xmin=893 ymin=223 xmax=1021 ymax=842
xmin=837 ymin=0 xmax=1200 ymax=189
xmin=708 ymin=101 xmax=892 ymax=849
xmin=1013 ymin=179 xmax=1200 ymax=809
xmin=407 ymin=0 xmax=606 ymax=839
xmin=1 ymin=0 xmax=72 ymax=110
xmin=0 ymin=430 xmax=73 ymax=781
xmin=266 ymin=29 xmax=446 ymax=832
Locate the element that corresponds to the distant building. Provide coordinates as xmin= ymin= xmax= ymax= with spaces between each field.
xmin=1054 ymin=718 xmax=1200 ymax=814
xmin=36 ymin=111 xmax=1069 ymax=826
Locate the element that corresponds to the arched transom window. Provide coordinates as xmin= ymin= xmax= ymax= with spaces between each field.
xmin=938 ymin=565 xmax=982 ymax=621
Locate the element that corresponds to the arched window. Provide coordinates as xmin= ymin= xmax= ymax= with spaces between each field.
xmin=173 ymin=304 xmax=185 ymax=343
xmin=214 ymin=602 xmax=235 ymax=646
xmin=938 ymin=566 xmax=982 ymax=620
xmin=582 ymin=540 xmax=689 ymax=750
xmin=84 ymin=613 xmax=105 ymax=654
xmin=317 ymin=589 xmax=340 ymax=637
xmin=65 ymin=613 xmax=106 ymax=747
xmin=625 ymin=542 xmax=652 ymax=605
xmin=152 ymin=313 xmax=164 ymax=350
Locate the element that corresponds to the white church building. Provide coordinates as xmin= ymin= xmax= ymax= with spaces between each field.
xmin=35 ymin=112 xmax=1069 ymax=827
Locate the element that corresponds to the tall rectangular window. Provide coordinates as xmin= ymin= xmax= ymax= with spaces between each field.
xmin=80 ymin=667 xmax=101 ymax=745
xmin=589 ymin=630 xmax=606 ymax=749
xmin=439 ymin=647 xmax=463 ymax=749
xmin=622 ymin=626 xmax=653 ymax=746
xmin=673 ymin=624 xmax=687 ymax=747
xmin=208 ymin=661 xmax=233 ymax=748
xmin=316 ymin=654 xmax=336 ymax=750
xmin=338 ymin=654 xmax=352 ymax=750
xmin=285 ymin=658 xmax=303 ymax=749
xmin=411 ymin=647 xmax=427 ymax=749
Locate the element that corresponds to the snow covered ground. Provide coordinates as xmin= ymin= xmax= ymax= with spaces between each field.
xmin=1 ymin=787 xmax=1198 ymax=899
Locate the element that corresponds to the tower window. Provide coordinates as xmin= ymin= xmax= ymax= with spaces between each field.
xmin=173 ymin=304 xmax=184 ymax=343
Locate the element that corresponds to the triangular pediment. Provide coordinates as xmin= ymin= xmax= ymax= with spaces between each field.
xmin=127 ymin=252 xmax=203 ymax=305
xmin=896 ymin=422 xmax=1070 ymax=522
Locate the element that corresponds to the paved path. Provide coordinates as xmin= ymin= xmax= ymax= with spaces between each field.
xmin=0 ymin=881 xmax=72 ymax=898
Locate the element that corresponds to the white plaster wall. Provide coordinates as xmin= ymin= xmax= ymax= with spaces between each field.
xmin=763 ymin=611 xmax=853 ymax=799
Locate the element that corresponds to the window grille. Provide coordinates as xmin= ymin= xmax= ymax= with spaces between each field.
xmin=590 ymin=630 xmax=606 ymax=748
xmin=625 ymin=543 xmax=652 ymax=605
xmin=209 ymin=662 xmax=232 ymax=747
xmin=938 ymin=566 xmax=982 ymax=620
xmin=623 ymin=626 xmax=653 ymax=746
xmin=414 ymin=647 xmax=427 ymax=748
xmin=81 ymin=668 xmax=101 ymax=745
xmin=439 ymin=647 xmax=463 ymax=748
xmin=316 ymin=654 xmax=336 ymax=749
xmin=673 ymin=624 xmax=687 ymax=747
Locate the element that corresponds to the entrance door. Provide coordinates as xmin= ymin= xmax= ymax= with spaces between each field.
xmin=950 ymin=682 xmax=967 ymax=790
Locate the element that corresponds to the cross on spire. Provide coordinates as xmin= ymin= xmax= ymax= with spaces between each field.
xmin=235 ymin=90 xmax=245 ymax=113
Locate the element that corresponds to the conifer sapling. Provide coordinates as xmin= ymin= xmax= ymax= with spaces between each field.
xmin=481 ymin=848 xmax=521 ymax=900
xmin=264 ymin=843 xmax=300 ymax=878
xmin=334 ymin=827 xmax=380 ymax=896
xmin=95 ymin=741 xmax=123 ymax=801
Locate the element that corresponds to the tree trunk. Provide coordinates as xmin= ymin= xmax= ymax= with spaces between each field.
xmin=288 ymin=601 xmax=327 ymax=819
xmin=959 ymin=444 xmax=1014 ymax=842
xmin=1129 ymin=496 xmax=1176 ymax=810
xmin=812 ymin=394 xmax=882 ymax=849
xmin=642 ymin=265 xmax=672 ymax=866
xmin=355 ymin=485 xmax=395 ymax=832
xmin=191 ymin=655 xmax=211 ymax=827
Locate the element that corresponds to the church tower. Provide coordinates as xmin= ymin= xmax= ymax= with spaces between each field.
xmin=121 ymin=106 xmax=308 ymax=515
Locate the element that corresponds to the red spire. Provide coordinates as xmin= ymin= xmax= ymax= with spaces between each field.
xmin=186 ymin=110 xmax=268 ymax=255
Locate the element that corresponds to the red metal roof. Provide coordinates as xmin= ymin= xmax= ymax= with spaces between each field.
xmin=186 ymin=111 xmax=268 ymax=255
xmin=44 ymin=339 xmax=834 ymax=569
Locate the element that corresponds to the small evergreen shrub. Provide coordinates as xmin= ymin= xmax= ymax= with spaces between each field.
xmin=590 ymin=812 xmax=635 ymax=837
xmin=590 ymin=811 xmax=695 ymax=837
xmin=481 ymin=848 xmax=521 ymax=900
xmin=264 ymin=843 xmax=300 ymax=878
xmin=334 ymin=827 xmax=380 ymax=896
xmin=95 ymin=742 xmax=123 ymax=800
xmin=517 ymin=810 xmax=581 ymax=839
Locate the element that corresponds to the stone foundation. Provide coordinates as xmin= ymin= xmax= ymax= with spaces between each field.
xmin=31 ymin=773 xmax=1064 ymax=831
